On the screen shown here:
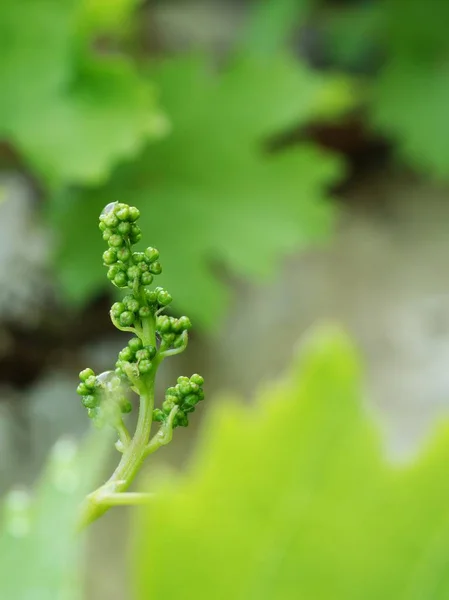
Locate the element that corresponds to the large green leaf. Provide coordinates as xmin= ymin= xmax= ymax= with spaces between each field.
xmin=0 ymin=0 xmax=165 ymax=185
xmin=132 ymin=326 xmax=449 ymax=599
xmin=50 ymin=52 xmax=345 ymax=328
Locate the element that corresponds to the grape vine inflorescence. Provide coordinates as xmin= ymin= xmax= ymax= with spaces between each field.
xmin=77 ymin=202 xmax=205 ymax=525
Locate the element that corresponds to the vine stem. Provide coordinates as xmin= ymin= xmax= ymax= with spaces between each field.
xmin=78 ymin=381 xmax=155 ymax=528
xmin=78 ymin=315 xmax=158 ymax=529
xmin=93 ymin=492 xmax=155 ymax=506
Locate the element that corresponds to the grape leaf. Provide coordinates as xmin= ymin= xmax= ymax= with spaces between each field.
xmin=50 ymin=53 xmax=344 ymax=328
xmin=0 ymin=0 xmax=165 ymax=185
xmin=370 ymin=0 xmax=449 ymax=178
xmin=132 ymin=325 xmax=449 ymax=599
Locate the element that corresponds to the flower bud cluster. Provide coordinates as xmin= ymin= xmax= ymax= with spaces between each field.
xmin=77 ymin=368 xmax=132 ymax=427
xmin=99 ymin=202 xmax=162 ymax=290
xmin=110 ymin=286 xmax=174 ymax=328
xmin=156 ymin=314 xmax=192 ymax=348
xmin=115 ymin=336 xmax=157 ymax=378
xmin=153 ymin=374 xmax=205 ymax=428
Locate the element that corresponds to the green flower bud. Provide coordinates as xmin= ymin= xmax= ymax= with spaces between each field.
xmin=127 ymin=265 xmax=140 ymax=280
xmin=132 ymin=252 xmax=146 ymax=264
xmin=83 ymin=395 xmax=97 ymax=409
xmin=138 ymin=359 xmax=152 ymax=374
xmin=139 ymin=306 xmax=151 ymax=318
xmin=122 ymin=295 xmax=134 ymax=308
xmin=102 ymin=228 xmax=113 ymax=240
xmin=145 ymin=289 xmax=158 ymax=303
xmin=172 ymin=319 xmax=184 ymax=334
xmin=162 ymin=400 xmax=174 ymax=414
xmin=177 ymin=316 xmax=192 ymax=331
xmin=189 ymin=382 xmax=199 ymax=393
xmin=119 ymin=311 xmax=135 ymax=327
xmin=108 ymin=234 xmax=124 ymax=248
xmin=117 ymin=221 xmax=131 ymax=235
xmin=146 ymin=345 xmax=157 ymax=359
xmin=79 ymin=368 xmax=95 ymax=381
xmin=157 ymin=315 xmax=171 ymax=333
xmin=190 ymin=374 xmax=204 ymax=386
xmin=136 ymin=348 xmax=150 ymax=361
xmin=127 ymin=299 xmax=140 ymax=313
xmin=179 ymin=382 xmax=192 ymax=396
xmin=165 ymin=394 xmax=180 ymax=405
xmin=157 ymin=290 xmax=172 ymax=306
xmin=152 ymin=409 xmax=165 ymax=422
xmin=85 ymin=375 xmax=97 ymax=390
xmin=144 ymin=247 xmax=159 ymax=262
xmin=104 ymin=213 xmax=119 ymax=228
xmin=116 ymin=247 xmax=131 ymax=262
xmin=128 ymin=206 xmax=140 ymax=222
xmin=149 ymin=261 xmax=162 ymax=275
xmin=77 ymin=383 xmax=90 ymax=396
xmin=177 ymin=376 xmax=190 ymax=385
xmin=130 ymin=224 xmax=141 ymax=237
xmin=111 ymin=302 xmax=125 ymax=318
xmin=128 ymin=337 xmax=143 ymax=352
xmin=175 ymin=413 xmax=189 ymax=428
xmin=116 ymin=206 xmax=130 ymax=221
xmin=103 ymin=249 xmax=117 ymax=265
xmin=141 ymin=273 xmax=154 ymax=286
xmin=197 ymin=389 xmax=205 ymax=401
xmin=114 ymin=271 xmax=127 ymax=288
xmin=119 ymin=346 xmax=134 ymax=361
xmin=162 ymin=332 xmax=176 ymax=344
xmin=166 ymin=386 xmax=179 ymax=397
xmin=173 ymin=335 xmax=186 ymax=348
xmin=107 ymin=265 xmax=120 ymax=280
xmin=99 ymin=221 xmax=107 ymax=232
xmin=183 ymin=393 xmax=199 ymax=407
xmin=138 ymin=261 xmax=149 ymax=273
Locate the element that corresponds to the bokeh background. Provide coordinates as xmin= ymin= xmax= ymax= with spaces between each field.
xmin=2 ymin=0 xmax=449 ymax=597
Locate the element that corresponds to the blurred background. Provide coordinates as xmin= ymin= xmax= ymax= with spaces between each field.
xmin=2 ymin=0 xmax=449 ymax=597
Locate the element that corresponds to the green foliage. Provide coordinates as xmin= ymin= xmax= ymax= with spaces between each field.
xmin=50 ymin=52 xmax=345 ymax=327
xmin=0 ymin=0 xmax=165 ymax=184
xmin=371 ymin=0 xmax=449 ymax=178
xmin=133 ymin=326 xmax=449 ymax=599
xmin=0 ymin=431 xmax=111 ymax=599
xmin=321 ymin=0 xmax=449 ymax=179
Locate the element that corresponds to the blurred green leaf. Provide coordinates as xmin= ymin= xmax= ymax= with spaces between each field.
xmin=50 ymin=53 xmax=344 ymax=328
xmin=371 ymin=0 xmax=449 ymax=178
xmin=320 ymin=3 xmax=383 ymax=72
xmin=0 ymin=431 xmax=111 ymax=599
xmin=0 ymin=0 xmax=166 ymax=185
xmin=239 ymin=0 xmax=310 ymax=57
xmin=76 ymin=0 xmax=142 ymax=36
xmin=132 ymin=325 xmax=449 ymax=599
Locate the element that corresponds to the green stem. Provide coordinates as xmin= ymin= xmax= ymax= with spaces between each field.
xmin=144 ymin=406 xmax=178 ymax=456
xmin=91 ymin=492 xmax=154 ymax=506
xmin=78 ymin=378 xmax=156 ymax=528
xmin=78 ymin=313 xmax=159 ymax=529
xmin=115 ymin=419 xmax=131 ymax=450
